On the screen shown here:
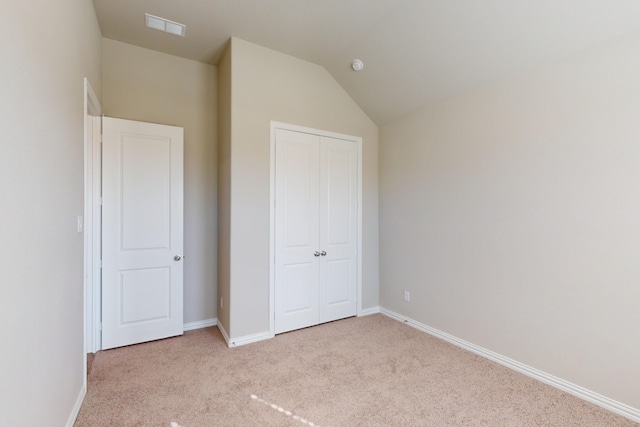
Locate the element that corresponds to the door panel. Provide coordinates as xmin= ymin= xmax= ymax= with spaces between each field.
xmin=274 ymin=129 xmax=320 ymax=334
xmin=121 ymin=136 xmax=171 ymax=250
xmin=283 ymin=262 xmax=315 ymax=313
xmin=319 ymin=137 xmax=358 ymax=322
xmin=283 ymin=141 xmax=318 ymax=248
xmin=102 ymin=117 xmax=184 ymax=350
xmin=324 ymin=259 xmax=351 ymax=305
xmin=325 ymin=148 xmax=352 ymax=245
xmin=120 ymin=268 xmax=171 ymax=323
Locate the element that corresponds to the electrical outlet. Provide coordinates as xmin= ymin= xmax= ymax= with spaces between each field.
xmin=220 ymin=297 xmax=224 ymax=309
xmin=403 ymin=291 xmax=410 ymax=302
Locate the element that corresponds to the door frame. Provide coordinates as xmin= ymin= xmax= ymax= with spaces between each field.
xmin=269 ymin=121 xmax=363 ymax=337
xmin=83 ymin=77 xmax=102 ymax=357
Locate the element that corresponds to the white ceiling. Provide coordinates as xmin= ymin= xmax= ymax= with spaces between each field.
xmin=93 ymin=0 xmax=640 ymax=124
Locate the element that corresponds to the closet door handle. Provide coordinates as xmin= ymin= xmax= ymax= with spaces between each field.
xmin=314 ymin=251 xmax=320 ymax=257
xmin=320 ymin=251 xmax=327 ymax=256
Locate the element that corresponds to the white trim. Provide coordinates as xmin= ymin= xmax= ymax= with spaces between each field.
xmin=227 ymin=331 xmax=272 ymax=348
xmin=65 ymin=384 xmax=86 ymax=427
xmin=83 ymin=78 xmax=102 ymax=355
xmin=217 ymin=322 xmax=231 ymax=345
xmin=86 ymin=80 xmax=101 ymax=117
xmin=183 ymin=318 xmax=218 ymax=331
xmin=269 ymin=122 xmax=276 ymax=337
xmin=216 ymin=322 xmax=272 ymax=348
xmin=91 ymin=115 xmax=102 ymax=353
xmin=380 ymin=308 xmax=640 ymax=424
xmin=357 ymin=306 xmax=380 ymax=317
xmin=355 ymin=136 xmax=364 ymax=317
xmin=269 ymin=121 xmax=363 ymax=337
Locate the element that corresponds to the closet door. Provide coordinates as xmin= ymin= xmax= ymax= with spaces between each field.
xmin=319 ymin=137 xmax=358 ymax=323
xmin=274 ymin=128 xmax=359 ymax=335
xmin=274 ymin=129 xmax=321 ymax=334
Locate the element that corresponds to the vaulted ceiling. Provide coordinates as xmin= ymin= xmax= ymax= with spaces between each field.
xmin=93 ymin=0 xmax=640 ymax=124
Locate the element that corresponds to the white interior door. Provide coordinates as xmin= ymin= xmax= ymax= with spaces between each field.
xmin=319 ymin=136 xmax=358 ymax=323
xmin=274 ymin=129 xmax=358 ymax=334
xmin=274 ymin=129 xmax=320 ymax=334
xmin=102 ymin=117 xmax=184 ymax=350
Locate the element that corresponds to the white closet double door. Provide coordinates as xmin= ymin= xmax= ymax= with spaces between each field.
xmin=274 ymin=128 xmax=358 ymax=334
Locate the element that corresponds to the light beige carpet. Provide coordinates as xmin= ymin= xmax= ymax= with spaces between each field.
xmin=75 ymin=314 xmax=637 ymax=426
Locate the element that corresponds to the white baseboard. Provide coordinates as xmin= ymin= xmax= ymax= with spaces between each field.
xmin=65 ymin=384 xmax=86 ymax=427
xmin=380 ymin=308 xmax=640 ymax=423
xmin=358 ymin=306 xmax=381 ymax=316
xmin=216 ymin=320 xmax=272 ymax=348
xmin=227 ymin=330 xmax=272 ymax=348
xmin=183 ymin=318 xmax=218 ymax=332
xmin=217 ymin=321 xmax=230 ymax=345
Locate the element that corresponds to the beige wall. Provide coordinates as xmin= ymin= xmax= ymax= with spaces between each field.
xmin=0 ymin=0 xmax=102 ymax=425
xmin=224 ymin=38 xmax=379 ymax=338
xmin=217 ymin=43 xmax=232 ymax=333
xmin=379 ymin=31 xmax=640 ymax=409
xmin=102 ymin=39 xmax=218 ymax=324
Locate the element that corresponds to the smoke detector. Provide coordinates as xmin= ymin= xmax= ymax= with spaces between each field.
xmin=351 ymin=59 xmax=364 ymax=72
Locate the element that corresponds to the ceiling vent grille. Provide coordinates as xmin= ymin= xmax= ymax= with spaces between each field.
xmin=144 ymin=13 xmax=186 ymax=37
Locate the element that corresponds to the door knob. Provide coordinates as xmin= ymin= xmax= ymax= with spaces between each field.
xmin=320 ymin=251 xmax=327 ymax=256
xmin=314 ymin=251 xmax=320 ymax=257
xmin=174 ymin=255 xmax=182 ymax=261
